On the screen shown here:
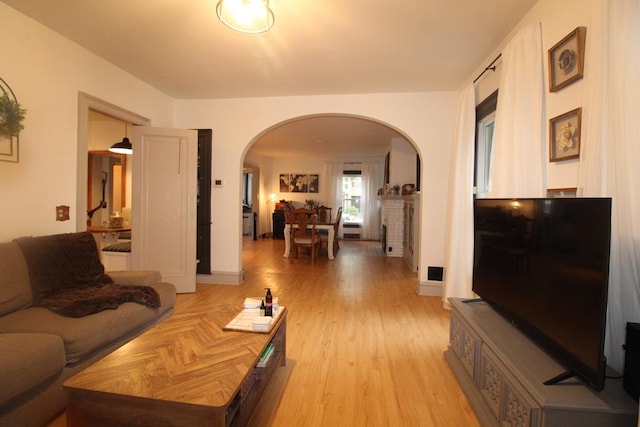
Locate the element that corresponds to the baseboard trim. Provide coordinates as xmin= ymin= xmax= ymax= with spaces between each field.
xmin=197 ymin=271 xmax=244 ymax=285
xmin=417 ymin=280 xmax=442 ymax=297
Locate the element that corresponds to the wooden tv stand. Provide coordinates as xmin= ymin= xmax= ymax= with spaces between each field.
xmin=64 ymin=306 xmax=287 ymax=426
xmin=444 ymin=298 xmax=637 ymax=427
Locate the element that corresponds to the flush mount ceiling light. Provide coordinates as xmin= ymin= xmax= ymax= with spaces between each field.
xmin=109 ymin=122 xmax=132 ymax=154
xmin=216 ymin=0 xmax=274 ymax=34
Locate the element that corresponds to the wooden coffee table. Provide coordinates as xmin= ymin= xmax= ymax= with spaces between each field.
xmin=64 ymin=305 xmax=287 ymax=426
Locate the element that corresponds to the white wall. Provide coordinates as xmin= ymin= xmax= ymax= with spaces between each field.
xmin=389 ymin=137 xmax=418 ymax=188
xmin=176 ymin=93 xmax=457 ymax=284
xmin=0 ymin=4 xmax=175 ymax=241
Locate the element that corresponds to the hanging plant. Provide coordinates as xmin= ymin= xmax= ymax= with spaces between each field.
xmin=0 ymin=93 xmax=26 ymax=139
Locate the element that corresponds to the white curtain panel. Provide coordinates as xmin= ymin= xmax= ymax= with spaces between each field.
xmin=577 ymin=0 xmax=640 ymax=373
xmin=443 ymin=84 xmax=477 ymax=305
xmin=489 ymin=23 xmax=545 ymax=198
xmin=324 ymin=161 xmax=344 ymax=235
xmin=361 ymin=161 xmax=382 ymax=240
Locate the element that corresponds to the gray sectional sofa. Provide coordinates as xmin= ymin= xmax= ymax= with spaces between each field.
xmin=0 ymin=232 xmax=176 ymax=427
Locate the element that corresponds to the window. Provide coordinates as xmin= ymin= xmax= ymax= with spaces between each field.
xmin=342 ymin=170 xmax=362 ymax=225
xmin=476 ymin=112 xmax=495 ymax=195
xmin=475 ymin=90 xmax=498 ymax=197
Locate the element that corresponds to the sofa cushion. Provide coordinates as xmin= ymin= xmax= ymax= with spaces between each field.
xmin=0 ymin=243 xmax=33 ymax=316
xmin=0 ymin=333 xmax=66 ymax=406
xmin=14 ymin=232 xmax=112 ymax=302
xmin=0 ymin=282 xmax=176 ymax=364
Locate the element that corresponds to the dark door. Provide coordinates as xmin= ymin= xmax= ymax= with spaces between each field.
xmin=197 ymin=129 xmax=212 ymax=274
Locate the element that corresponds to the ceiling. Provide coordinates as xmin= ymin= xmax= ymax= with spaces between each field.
xmin=251 ymin=115 xmax=404 ymax=158
xmin=3 ymin=0 xmax=537 ymax=158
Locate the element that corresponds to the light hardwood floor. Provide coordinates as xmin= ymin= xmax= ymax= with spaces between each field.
xmin=51 ymin=238 xmax=480 ymax=426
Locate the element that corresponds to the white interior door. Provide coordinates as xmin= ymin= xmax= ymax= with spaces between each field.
xmin=132 ymin=126 xmax=198 ymax=293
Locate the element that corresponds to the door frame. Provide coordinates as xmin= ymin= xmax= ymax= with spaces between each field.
xmin=76 ymin=92 xmax=150 ymax=231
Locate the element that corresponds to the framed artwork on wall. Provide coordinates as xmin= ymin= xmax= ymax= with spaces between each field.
xmin=547 ymin=187 xmax=577 ymax=198
xmin=279 ymin=174 xmax=290 ymax=192
xmin=549 ymin=107 xmax=581 ymax=162
xmin=279 ymin=173 xmax=319 ymax=193
xmin=548 ymin=26 xmax=586 ymax=92
xmin=289 ymin=174 xmax=308 ymax=192
xmin=308 ymin=174 xmax=319 ymax=193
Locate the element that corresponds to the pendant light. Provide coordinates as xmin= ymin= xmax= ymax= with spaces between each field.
xmin=109 ymin=121 xmax=132 ymax=154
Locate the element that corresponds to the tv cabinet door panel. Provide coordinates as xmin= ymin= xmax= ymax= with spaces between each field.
xmin=479 ymin=344 xmax=504 ymax=422
xmin=503 ymin=380 xmax=541 ymax=427
xmin=480 ymin=345 xmax=541 ymax=427
xmin=450 ymin=311 xmax=481 ymax=381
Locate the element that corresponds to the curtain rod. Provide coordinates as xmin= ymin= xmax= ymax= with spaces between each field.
xmin=473 ymin=53 xmax=502 ymax=84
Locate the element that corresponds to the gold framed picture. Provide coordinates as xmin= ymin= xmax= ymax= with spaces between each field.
xmin=549 ymin=108 xmax=581 ymax=162
xmin=548 ymin=26 xmax=586 ymax=92
xmin=547 ymin=187 xmax=577 ymax=198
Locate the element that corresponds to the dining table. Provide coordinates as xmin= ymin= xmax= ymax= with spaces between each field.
xmin=283 ymin=221 xmax=336 ymax=260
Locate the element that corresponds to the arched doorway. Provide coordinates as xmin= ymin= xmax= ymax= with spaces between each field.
xmin=241 ymin=113 xmax=422 ymax=265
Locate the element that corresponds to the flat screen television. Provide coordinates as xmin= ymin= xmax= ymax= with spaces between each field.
xmin=472 ymin=197 xmax=612 ymax=391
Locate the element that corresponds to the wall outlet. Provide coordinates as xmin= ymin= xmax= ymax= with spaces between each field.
xmin=56 ymin=205 xmax=70 ymax=221
xmin=213 ymin=179 xmax=224 ymax=187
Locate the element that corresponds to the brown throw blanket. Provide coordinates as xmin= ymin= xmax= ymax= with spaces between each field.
xmin=35 ymin=283 xmax=161 ymax=318
xmin=14 ymin=231 xmax=160 ymax=317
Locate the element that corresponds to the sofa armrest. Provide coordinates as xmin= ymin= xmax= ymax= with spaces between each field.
xmin=106 ymin=270 xmax=162 ymax=287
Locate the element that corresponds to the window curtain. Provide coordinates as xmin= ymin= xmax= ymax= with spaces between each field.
xmin=443 ymin=84 xmax=477 ymax=305
xmin=488 ymin=23 xmax=545 ymax=198
xmin=577 ymin=0 xmax=640 ymax=373
xmin=324 ymin=161 xmax=344 ymax=236
xmin=361 ymin=161 xmax=382 ymax=240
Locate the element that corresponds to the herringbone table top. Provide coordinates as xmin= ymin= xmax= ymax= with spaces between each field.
xmin=64 ymin=305 xmax=287 ymax=408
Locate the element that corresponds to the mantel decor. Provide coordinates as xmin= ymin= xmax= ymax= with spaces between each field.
xmin=0 ymin=77 xmax=26 ymax=163
xmin=548 ymin=26 xmax=587 ymax=92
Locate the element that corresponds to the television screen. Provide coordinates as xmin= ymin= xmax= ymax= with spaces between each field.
xmin=473 ymin=197 xmax=612 ymax=390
